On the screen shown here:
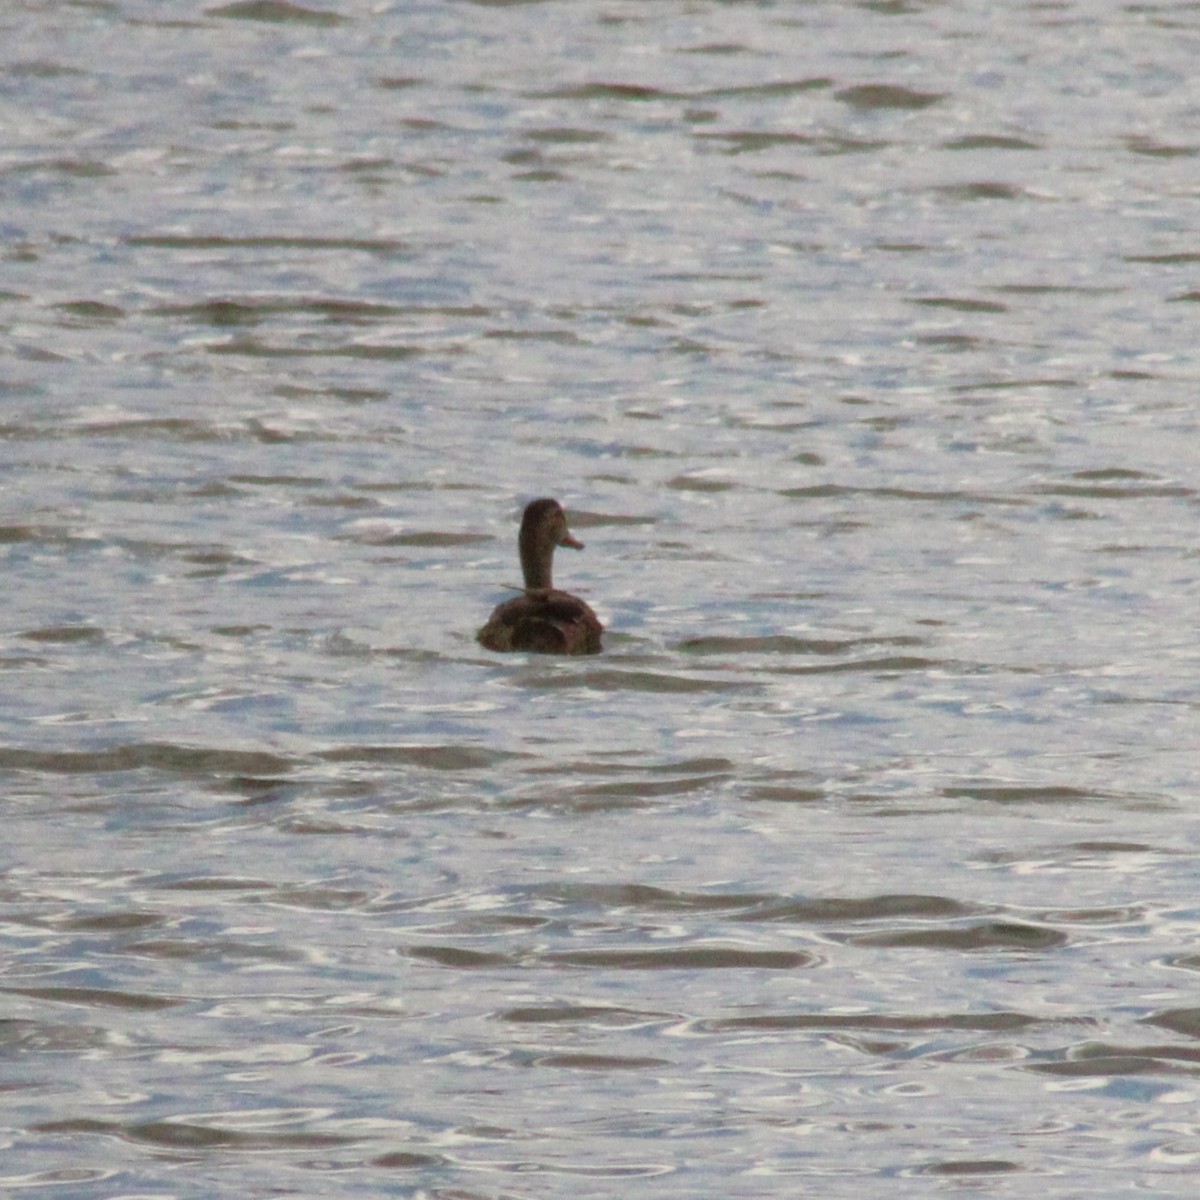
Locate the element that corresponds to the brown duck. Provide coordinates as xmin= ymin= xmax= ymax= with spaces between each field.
xmin=477 ymin=498 xmax=603 ymax=655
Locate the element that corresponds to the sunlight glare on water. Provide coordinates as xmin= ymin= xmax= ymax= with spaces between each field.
xmin=2 ymin=1 xmax=1200 ymax=1196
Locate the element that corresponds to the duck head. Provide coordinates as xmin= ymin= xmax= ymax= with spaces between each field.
xmin=518 ymin=497 xmax=583 ymax=591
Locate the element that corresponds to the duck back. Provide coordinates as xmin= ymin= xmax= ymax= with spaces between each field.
xmin=477 ymin=589 xmax=602 ymax=655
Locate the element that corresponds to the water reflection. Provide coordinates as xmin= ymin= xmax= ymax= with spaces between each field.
xmin=4 ymin=0 xmax=1200 ymax=1195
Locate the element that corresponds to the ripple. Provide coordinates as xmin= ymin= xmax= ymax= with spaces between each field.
xmin=914 ymin=1159 xmax=1024 ymax=1176
xmin=543 ymin=947 xmax=814 ymax=970
xmin=206 ymin=1 xmax=350 ymax=24
xmin=778 ymin=483 xmax=1025 ymax=505
xmin=943 ymin=134 xmax=1041 ymax=151
xmin=126 ymin=233 xmax=408 ymax=254
xmin=705 ymin=1011 xmax=1049 ymax=1034
xmin=849 ymin=922 xmax=1068 ymax=952
xmin=1 ymin=985 xmax=184 ymax=1011
xmin=0 ymin=744 xmax=296 ymax=776
xmin=1035 ymin=477 xmax=1193 ymax=499
xmin=936 ymin=181 xmax=1036 ymax=201
xmin=498 ymin=1004 xmax=671 ymax=1026
xmin=561 ymin=773 xmax=730 ymax=800
xmin=534 ymin=82 xmax=684 ymax=102
xmin=150 ymin=297 xmax=406 ymax=326
xmin=910 ymin=295 xmax=1009 ymax=314
xmin=941 ymin=784 xmax=1107 ymax=805
xmin=318 ymin=744 xmax=526 ymax=770
xmin=18 ymin=625 xmax=105 ymax=644
xmin=4 ymin=0 xmax=1199 ymax=1192
xmin=208 ymin=336 xmax=431 ymax=360
xmin=1142 ymin=1008 xmax=1200 ymax=1038
xmin=127 ymin=937 xmax=303 ymax=963
xmin=512 ymin=668 xmax=755 ymax=694
xmin=676 ymin=634 xmax=924 ymax=656
xmin=1030 ymin=1042 xmax=1200 ymax=1076
xmin=37 ymin=1114 xmax=357 ymax=1149
xmin=834 ymin=84 xmax=944 ymax=110
xmin=534 ymin=1053 xmax=668 ymax=1070
xmin=407 ymin=945 xmax=514 ymax=968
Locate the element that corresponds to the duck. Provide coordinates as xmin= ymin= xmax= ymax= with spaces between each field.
xmin=477 ymin=498 xmax=603 ymax=655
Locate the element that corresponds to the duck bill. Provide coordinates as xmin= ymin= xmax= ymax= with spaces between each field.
xmin=561 ymin=532 xmax=585 ymax=550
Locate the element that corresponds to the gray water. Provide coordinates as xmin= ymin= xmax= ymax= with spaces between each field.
xmin=3 ymin=1 xmax=1200 ymax=1196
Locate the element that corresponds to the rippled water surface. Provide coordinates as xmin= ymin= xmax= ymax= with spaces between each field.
xmin=3 ymin=1 xmax=1200 ymax=1195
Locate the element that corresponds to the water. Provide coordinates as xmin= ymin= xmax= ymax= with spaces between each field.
xmin=3 ymin=1 xmax=1200 ymax=1195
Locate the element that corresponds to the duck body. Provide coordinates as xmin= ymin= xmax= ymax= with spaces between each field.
xmin=477 ymin=588 xmax=602 ymax=655
xmin=477 ymin=498 xmax=603 ymax=655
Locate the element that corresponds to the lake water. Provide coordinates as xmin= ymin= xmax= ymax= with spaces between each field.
xmin=3 ymin=1 xmax=1200 ymax=1196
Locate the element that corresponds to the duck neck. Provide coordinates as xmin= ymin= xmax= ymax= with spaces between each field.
xmin=519 ymin=529 xmax=554 ymax=591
